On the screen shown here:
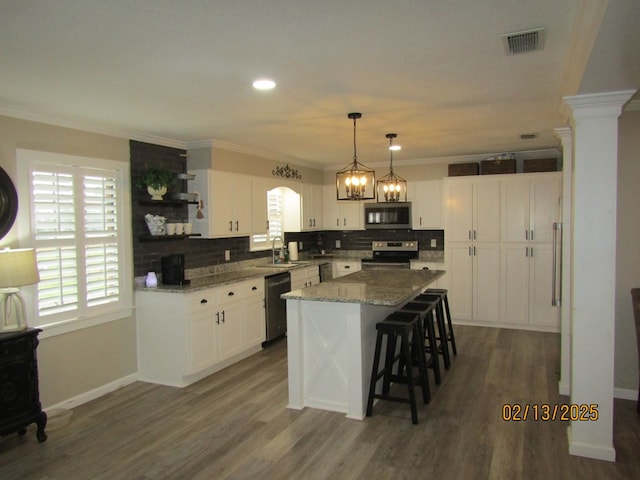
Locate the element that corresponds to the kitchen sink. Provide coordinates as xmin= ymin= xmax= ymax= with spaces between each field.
xmin=258 ymin=261 xmax=312 ymax=268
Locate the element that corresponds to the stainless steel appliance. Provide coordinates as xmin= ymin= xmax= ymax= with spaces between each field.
xmin=361 ymin=241 xmax=418 ymax=269
xmin=161 ymin=254 xmax=190 ymax=285
xmin=319 ymin=262 xmax=333 ymax=282
xmin=364 ymin=202 xmax=412 ymax=229
xmin=264 ymin=272 xmax=291 ymax=342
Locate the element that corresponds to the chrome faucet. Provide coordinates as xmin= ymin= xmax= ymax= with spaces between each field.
xmin=272 ymin=236 xmax=283 ymax=263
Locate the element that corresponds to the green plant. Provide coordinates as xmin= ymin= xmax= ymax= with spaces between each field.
xmin=138 ymin=166 xmax=175 ymax=190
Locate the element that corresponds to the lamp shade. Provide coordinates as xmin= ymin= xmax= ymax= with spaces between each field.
xmin=0 ymin=248 xmax=40 ymax=288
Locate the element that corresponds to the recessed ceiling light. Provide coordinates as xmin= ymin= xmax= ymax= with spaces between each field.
xmin=253 ymin=79 xmax=276 ymax=90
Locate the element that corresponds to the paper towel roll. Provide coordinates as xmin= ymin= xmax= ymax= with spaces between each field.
xmin=288 ymin=241 xmax=299 ymax=261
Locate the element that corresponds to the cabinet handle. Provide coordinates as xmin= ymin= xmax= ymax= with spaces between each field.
xmin=473 ymin=246 xmax=476 ymax=256
xmin=200 ymin=299 xmax=208 ymax=304
xmin=420 ymin=216 xmax=423 ymax=226
xmin=228 ymin=221 xmax=233 ymax=232
xmin=526 ymin=229 xmax=529 ymax=240
xmin=530 ymin=247 xmax=533 ymax=257
xmin=468 ymin=230 xmax=472 ymax=240
xmin=266 ymin=220 xmax=270 ymax=230
xmin=468 ymin=246 xmax=472 ymax=256
xmin=216 ymin=312 xmax=220 ymax=324
xmin=525 ymin=247 xmax=529 ymax=257
xmin=235 ymin=220 xmax=239 ymax=231
xmin=473 ymin=230 xmax=477 ymax=240
xmin=344 ymin=265 xmax=350 ymax=269
xmin=343 ymin=218 xmax=347 ymax=226
xmin=221 ymin=310 xmax=225 ymax=323
xmin=336 ymin=218 xmax=339 ymax=227
xmin=313 ymin=219 xmax=316 ymax=227
xmin=228 ymin=291 xmax=234 ymax=296
xmin=530 ymin=229 xmax=534 ymax=241
xmin=252 ymin=286 xmax=257 ymax=291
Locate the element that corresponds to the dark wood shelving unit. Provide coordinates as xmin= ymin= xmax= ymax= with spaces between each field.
xmin=138 ymin=233 xmax=202 ymax=242
xmin=138 ymin=200 xmax=197 ymax=207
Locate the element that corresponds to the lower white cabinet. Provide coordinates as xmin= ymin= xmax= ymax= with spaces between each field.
xmin=446 ymin=242 xmax=500 ymax=325
xmin=410 ymin=262 xmax=446 ymax=289
xmin=290 ymin=265 xmax=320 ymax=290
xmin=500 ymin=243 xmax=560 ymax=330
xmin=137 ymin=277 xmax=265 ymax=387
xmin=332 ymin=260 xmax=361 ymax=278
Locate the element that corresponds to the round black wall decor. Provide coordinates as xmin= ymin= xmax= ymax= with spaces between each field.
xmin=0 ymin=167 xmax=18 ymax=240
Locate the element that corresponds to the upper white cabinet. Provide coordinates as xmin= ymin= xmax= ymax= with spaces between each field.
xmin=444 ymin=178 xmax=500 ymax=242
xmin=408 ymin=179 xmax=443 ymax=229
xmin=251 ymin=177 xmax=270 ymax=236
xmin=189 ymin=169 xmax=253 ymax=237
xmin=500 ymin=173 xmax=561 ymax=243
xmin=323 ymin=185 xmax=364 ymax=230
xmin=301 ymin=183 xmax=323 ymax=231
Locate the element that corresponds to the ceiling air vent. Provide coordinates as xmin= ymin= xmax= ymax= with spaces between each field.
xmin=502 ymin=27 xmax=545 ymax=55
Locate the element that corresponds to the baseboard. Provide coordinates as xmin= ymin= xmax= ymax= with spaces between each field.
xmin=43 ymin=373 xmax=138 ymax=411
xmin=614 ymin=387 xmax=638 ymax=401
xmin=567 ymin=426 xmax=616 ymax=462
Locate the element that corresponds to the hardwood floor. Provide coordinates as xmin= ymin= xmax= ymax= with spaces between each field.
xmin=2 ymin=325 xmax=639 ymax=479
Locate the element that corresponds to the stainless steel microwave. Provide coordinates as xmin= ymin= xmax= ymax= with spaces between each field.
xmin=364 ymin=202 xmax=412 ymax=229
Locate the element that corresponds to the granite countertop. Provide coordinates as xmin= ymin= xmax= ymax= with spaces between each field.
xmin=281 ymin=269 xmax=445 ymax=306
xmin=137 ymin=259 xmax=331 ymax=293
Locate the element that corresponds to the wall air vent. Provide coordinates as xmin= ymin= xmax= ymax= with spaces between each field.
xmin=502 ymin=27 xmax=545 ymax=55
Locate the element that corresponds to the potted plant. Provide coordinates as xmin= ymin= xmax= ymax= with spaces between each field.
xmin=138 ymin=166 xmax=175 ymax=200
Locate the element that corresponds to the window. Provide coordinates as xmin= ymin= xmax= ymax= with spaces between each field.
xmin=250 ymin=187 xmax=300 ymax=251
xmin=17 ymin=149 xmax=132 ymax=335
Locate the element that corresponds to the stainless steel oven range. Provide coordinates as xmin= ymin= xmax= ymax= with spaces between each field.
xmin=360 ymin=240 xmax=418 ymax=269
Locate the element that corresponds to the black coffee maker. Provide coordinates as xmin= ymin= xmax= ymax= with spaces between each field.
xmin=161 ymin=254 xmax=190 ymax=285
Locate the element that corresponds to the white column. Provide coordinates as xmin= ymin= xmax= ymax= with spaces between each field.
xmin=563 ymin=90 xmax=635 ymax=461
xmin=554 ymin=126 xmax=573 ymax=397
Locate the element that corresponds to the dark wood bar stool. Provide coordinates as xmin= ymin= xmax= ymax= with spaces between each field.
xmin=366 ymin=311 xmax=430 ymax=424
xmin=411 ymin=293 xmax=452 ymax=369
xmin=424 ymin=288 xmax=457 ymax=356
xmin=398 ymin=301 xmax=442 ymax=385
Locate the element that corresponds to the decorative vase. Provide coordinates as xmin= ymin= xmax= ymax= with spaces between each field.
xmin=147 ymin=185 xmax=167 ymax=201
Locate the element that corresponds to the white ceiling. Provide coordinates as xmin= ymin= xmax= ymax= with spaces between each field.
xmin=0 ymin=1 xmax=638 ymax=169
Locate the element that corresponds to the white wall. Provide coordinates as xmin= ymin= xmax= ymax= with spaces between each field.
xmin=615 ymin=108 xmax=640 ymax=393
xmin=0 ymin=115 xmax=137 ymax=408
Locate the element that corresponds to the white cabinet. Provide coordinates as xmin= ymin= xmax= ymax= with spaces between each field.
xmin=332 ymin=260 xmax=361 ymax=278
xmin=446 ymin=242 xmax=500 ymax=324
xmin=408 ymin=180 xmax=443 ymax=229
xmin=189 ymin=169 xmax=253 ymax=237
xmin=444 ymin=178 xmax=500 ymax=242
xmin=500 ymin=243 xmax=559 ymax=330
xmin=323 ymin=185 xmax=364 ymax=230
xmin=301 ymin=183 xmax=323 ymax=231
xmin=500 ymin=173 xmax=561 ymax=243
xmin=290 ymin=265 xmax=320 ymax=290
xmin=136 ymin=277 xmax=265 ymax=387
xmin=410 ymin=262 xmax=446 ymax=288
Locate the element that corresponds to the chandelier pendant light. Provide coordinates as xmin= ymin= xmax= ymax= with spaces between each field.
xmin=377 ymin=133 xmax=407 ymax=202
xmin=336 ymin=112 xmax=376 ymax=201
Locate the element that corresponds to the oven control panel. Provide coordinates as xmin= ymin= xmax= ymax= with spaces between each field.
xmin=371 ymin=241 xmax=418 ymax=251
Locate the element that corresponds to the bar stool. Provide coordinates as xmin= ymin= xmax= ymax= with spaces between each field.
xmin=398 ymin=301 xmax=442 ymax=385
xmin=366 ymin=311 xmax=430 ymax=424
xmin=424 ymin=288 xmax=457 ymax=355
xmin=411 ymin=294 xmax=451 ymax=369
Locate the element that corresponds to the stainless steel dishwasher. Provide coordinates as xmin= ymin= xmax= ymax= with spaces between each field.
xmin=264 ymin=272 xmax=291 ymax=343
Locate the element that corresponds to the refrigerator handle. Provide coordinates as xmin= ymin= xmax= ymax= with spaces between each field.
xmin=552 ymin=222 xmax=562 ymax=306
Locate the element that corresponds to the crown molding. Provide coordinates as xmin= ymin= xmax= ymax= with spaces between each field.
xmin=185 ymin=138 xmax=322 ymax=169
xmin=0 ymin=104 xmax=186 ymax=149
xmin=323 ymin=147 xmax=562 ymax=171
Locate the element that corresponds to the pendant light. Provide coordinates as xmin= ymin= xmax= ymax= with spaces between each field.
xmin=336 ymin=112 xmax=376 ymax=201
xmin=376 ymin=133 xmax=407 ymax=202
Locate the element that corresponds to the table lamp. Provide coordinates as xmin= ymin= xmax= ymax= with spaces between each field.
xmin=0 ymin=248 xmax=40 ymax=332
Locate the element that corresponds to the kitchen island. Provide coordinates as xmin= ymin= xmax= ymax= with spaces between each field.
xmin=283 ymin=269 xmax=445 ymax=420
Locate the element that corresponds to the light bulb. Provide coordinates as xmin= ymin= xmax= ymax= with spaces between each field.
xmin=352 ymin=176 xmax=360 ymax=186
xmin=345 ymin=177 xmax=351 ymax=186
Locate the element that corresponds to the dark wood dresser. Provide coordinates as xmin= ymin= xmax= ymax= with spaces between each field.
xmin=0 ymin=328 xmax=47 ymax=442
